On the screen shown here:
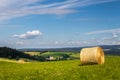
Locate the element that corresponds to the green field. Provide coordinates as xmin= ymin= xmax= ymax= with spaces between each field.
xmin=25 ymin=51 xmax=79 ymax=60
xmin=40 ymin=52 xmax=70 ymax=56
xmin=0 ymin=56 xmax=120 ymax=80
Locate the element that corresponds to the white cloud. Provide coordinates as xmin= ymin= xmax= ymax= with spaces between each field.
xmin=86 ymin=28 xmax=120 ymax=35
xmin=13 ymin=30 xmax=42 ymax=39
xmin=112 ymin=33 xmax=118 ymax=38
xmin=15 ymin=41 xmax=24 ymax=45
xmin=85 ymin=28 xmax=120 ymax=46
xmin=0 ymin=40 xmax=25 ymax=48
xmin=0 ymin=0 xmax=118 ymax=20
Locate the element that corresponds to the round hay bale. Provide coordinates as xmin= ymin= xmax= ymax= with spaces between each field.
xmin=18 ymin=59 xmax=25 ymax=64
xmin=80 ymin=47 xmax=104 ymax=65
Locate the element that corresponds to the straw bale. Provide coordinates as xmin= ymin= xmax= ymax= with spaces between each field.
xmin=80 ymin=47 xmax=104 ymax=65
xmin=18 ymin=59 xmax=25 ymax=64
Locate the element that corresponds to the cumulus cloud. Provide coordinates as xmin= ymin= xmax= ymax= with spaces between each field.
xmin=13 ymin=30 xmax=42 ymax=39
xmin=0 ymin=0 xmax=118 ymax=20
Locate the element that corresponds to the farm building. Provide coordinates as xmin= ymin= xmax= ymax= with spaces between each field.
xmin=45 ymin=56 xmax=54 ymax=61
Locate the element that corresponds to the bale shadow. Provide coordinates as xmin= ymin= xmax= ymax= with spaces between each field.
xmin=78 ymin=63 xmax=98 ymax=66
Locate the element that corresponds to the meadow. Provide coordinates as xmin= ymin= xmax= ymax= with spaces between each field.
xmin=0 ymin=56 xmax=120 ymax=80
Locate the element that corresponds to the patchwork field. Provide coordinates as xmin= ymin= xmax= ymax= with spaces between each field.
xmin=25 ymin=51 xmax=80 ymax=60
xmin=0 ymin=56 xmax=120 ymax=80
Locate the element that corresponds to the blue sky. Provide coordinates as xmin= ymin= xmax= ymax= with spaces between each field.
xmin=0 ymin=0 xmax=120 ymax=48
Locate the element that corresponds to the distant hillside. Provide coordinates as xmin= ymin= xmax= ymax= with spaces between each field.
xmin=0 ymin=47 xmax=31 ymax=59
xmin=102 ymin=45 xmax=120 ymax=55
xmin=0 ymin=47 xmax=52 ymax=61
xmin=19 ymin=45 xmax=120 ymax=55
xmin=19 ymin=47 xmax=82 ymax=53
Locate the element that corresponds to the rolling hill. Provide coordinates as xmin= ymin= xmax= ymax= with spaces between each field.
xmin=19 ymin=45 xmax=120 ymax=55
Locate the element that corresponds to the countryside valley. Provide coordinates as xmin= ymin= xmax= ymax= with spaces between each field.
xmin=0 ymin=0 xmax=120 ymax=80
xmin=0 ymin=45 xmax=120 ymax=80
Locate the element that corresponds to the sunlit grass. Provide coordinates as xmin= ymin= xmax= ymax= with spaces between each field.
xmin=24 ymin=52 xmax=40 ymax=56
xmin=70 ymin=53 xmax=80 ymax=59
xmin=0 ymin=56 xmax=120 ymax=80
xmin=0 ymin=58 xmax=17 ymax=63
